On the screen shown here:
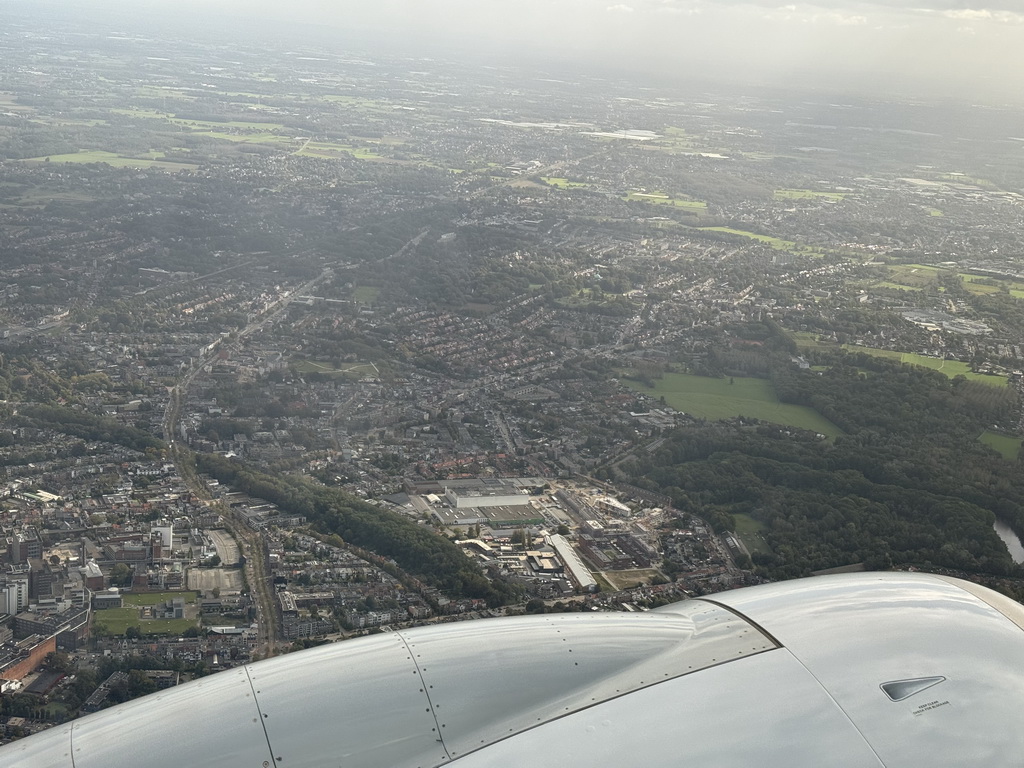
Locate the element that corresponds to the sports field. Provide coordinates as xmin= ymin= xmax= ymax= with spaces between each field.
xmin=292 ymin=359 xmax=378 ymax=378
xmin=732 ymin=513 xmax=772 ymax=554
xmin=352 ymin=285 xmax=381 ymax=304
xmin=623 ymin=373 xmax=841 ymax=437
xmin=979 ymin=430 xmax=1022 ymax=460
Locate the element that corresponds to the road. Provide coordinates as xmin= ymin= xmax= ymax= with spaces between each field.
xmin=161 ymin=269 xmax=332 ymax=657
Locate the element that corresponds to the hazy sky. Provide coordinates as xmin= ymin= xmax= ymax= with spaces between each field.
xmin=19 ymin=0 xmax=1024 ymax=102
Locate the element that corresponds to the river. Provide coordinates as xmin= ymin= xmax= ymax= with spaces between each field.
xmin=993 ymin=519 xmax=1024 ymax=564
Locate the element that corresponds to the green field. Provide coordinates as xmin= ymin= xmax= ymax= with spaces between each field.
xmin=882 ymin=264 xmax=942 ymax=290
xmin=352 ymin=285 xmax=380 ymax=304
xmin=957 ymin=275 xmax=1024 ymax=300
xmin=788 ymin=334 xmax=1009 ymax=388
xmin=543 ymin=177 xmax=588 ymax=189
xmin=839 ymin=345 xmax=1007 ymax=387
xmin=878 ymin=266 xmax=1018 ymax=296
xmin=111 ymin=107 xmax=172 ymax=118
xmin=170 ymin=117 xmax=285 ymax=130
xmin=774 ymin=188 xmax=847 ymax=201
xmin=788 ymin=331 xmax=833 ymax=349
xmin=732 ymin=513 xmax=772 ymax=554
xmin=111 ymin=108 xmax=289 ymax=134
xmin=292 ymin=359 xmax=377 ymax=378
xmin=195 ymin=131 xmax=290 ymax=144
xmin=625 ymin=192 xmax=706 ymax=210
xmin=876 ymin=281 xmax=922 ymax=292
xmin=322 ymin=95 xmax=391 ymax=111
xmin=979 ymin=430 xmax=1022 ymax=460
xmin=296 ymin=141 xmax=385 ymax=160
xmin=961 ymin=281 xmax=1001 ymax=295
xmin=21 ymin=150 xmax=197 ymax=170
xmin=695 ymin=226 xmax=822 ymax=256
xmin=94 ymin=592 xmax=198 ymax=636
xmin=648 ymin=126 xmax=725 ymax=156
xmin=959 ymin=274 xmax=1005 ymax=295
xmin=623 ymin=372 xmax=842 ymax=437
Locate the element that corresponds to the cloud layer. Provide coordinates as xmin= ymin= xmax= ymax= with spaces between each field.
xmin=33 ymin=0 xmax=1024 ymax=102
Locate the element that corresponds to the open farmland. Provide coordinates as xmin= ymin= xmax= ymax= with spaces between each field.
xmin=774 ymin=188 xmax=847 ymax=200
xmin=21 ymin=150 xmax=197 ymax=170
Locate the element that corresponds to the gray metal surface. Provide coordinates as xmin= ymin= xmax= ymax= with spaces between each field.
xmin=2 ymin=572 xmax=1022 ymax=767
xmin=701 ymin=572 xmax=1024 ymax=767
xmin=449 ymin=650 xmax=887 ymax=768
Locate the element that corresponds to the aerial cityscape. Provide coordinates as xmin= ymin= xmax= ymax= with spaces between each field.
xmin=1 ymin=0 xmax=1024 ymax=746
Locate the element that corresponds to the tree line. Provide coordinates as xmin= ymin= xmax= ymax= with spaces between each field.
xmin=623 ymin=349 xmax=1024 ymax=582
xmin=196 ymin=453 xmax=521 ymax=606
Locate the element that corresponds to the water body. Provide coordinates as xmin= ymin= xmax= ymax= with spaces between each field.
xmin=993 ymin=519 xmax=1024 ymax=564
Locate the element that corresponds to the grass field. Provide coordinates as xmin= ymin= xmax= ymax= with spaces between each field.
xmin=292 ymin=359 xmax=377 ymax=378
xmin=195 ymin=131 xmax=290 ymax=144
xmin=958 ymin=274 xmax=1003 ymax=295
xmin=322 ymin=95 xmax=391 ymax=111
xmin=882 ymin=264 xmax=942 ymax=290
xmin=979 ymin=430 xmax=1022 ymax=460
xmin=111 ymin=108 xmax=289 ymax=134
xmin=623 ymin=372 xmax=842 ymax=437
xmin=624 ymin=192 xmax=707 ymax=210
xmin=695 ymin=226 xmax=823 ymax=256
xmin=21 ymin=150 xmax=197 ymax=170
xmin=788 ymin=334 xmax=1009 ymax=388
xmin=352 ymin=285 xmax=380 ymax=304
xmin=875 ymin=281 xmax=922 ymax=292
xmin=774 ymin=188 xmax=847 ymax=200
xmin=961 ymin=281 xmax=1002 ymax=295
xmin=648 ymin=126 xmax=725 ymax=156
xmin=732 ymin=513 xmax=772 ymax=554
xmin=296 ymin=141 xmax=385 ymax=160
xmin=788 ymin=331 xmax=834 ymax=349
xmin=876 ymin=266 xmax=1023 ymax=297
xmin=171 ymin=118 xmax=285 ymax=130
xmin=600 ymin=568 xmax=665 ymax=590
xmin=93 ymin=592 xmax=198 ymax=636
xmin=839 ymin=345 xmax=1007 ymax=386
xmin=542 ymin=177 xmax=588 ymax=189
xmin=7 ymin=188 xmax=97 ymax=207
xmin=111 ymin=108 xmax=170 ymax=118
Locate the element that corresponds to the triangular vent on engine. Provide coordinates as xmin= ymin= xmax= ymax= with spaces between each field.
xmin=880 ymin=676 xmax=946 ymax=701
